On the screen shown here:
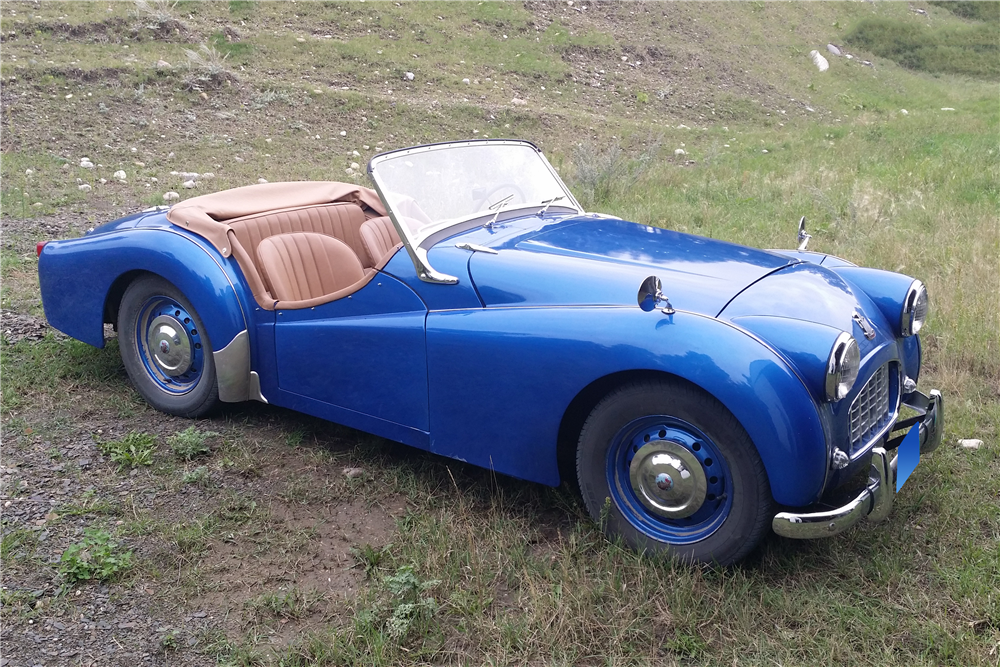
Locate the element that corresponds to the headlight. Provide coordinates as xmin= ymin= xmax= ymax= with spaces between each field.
xmin=825 ymin=332 xmax=860 ymax=401
xmin=901 ymin=280 xmax=928 ymax=337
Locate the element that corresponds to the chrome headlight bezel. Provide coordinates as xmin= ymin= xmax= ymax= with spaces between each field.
xmin=901 ymin=280 xmax=928 ymax=337
xmin=825 ymin=332 xmax=860 ymax=402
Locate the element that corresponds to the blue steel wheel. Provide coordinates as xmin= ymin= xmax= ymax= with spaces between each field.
xmin=119 ymin=275 xmax=219 ymax=418
xmin=576 ymin=379 xmax=772 ymax=565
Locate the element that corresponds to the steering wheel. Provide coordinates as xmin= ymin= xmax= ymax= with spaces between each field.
xmin=475 ymin=184 xmax=527 ymax=212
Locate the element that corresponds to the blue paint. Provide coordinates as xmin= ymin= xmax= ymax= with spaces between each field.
xmin=897 ymin=425 xmax=921 ymax=492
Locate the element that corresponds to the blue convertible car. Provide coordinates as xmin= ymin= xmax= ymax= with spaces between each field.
xmin=38 ymin=140 xmax=943 ymax=564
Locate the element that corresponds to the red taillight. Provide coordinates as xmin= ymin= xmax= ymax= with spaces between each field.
xmin=36 ymin=241 xmax=48 ymax=257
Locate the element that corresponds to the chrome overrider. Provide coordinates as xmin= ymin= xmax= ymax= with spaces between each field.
xmin=772 ymin=389 xmax=943 ymax=539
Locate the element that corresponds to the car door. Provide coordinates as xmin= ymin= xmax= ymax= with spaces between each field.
xmin=272 ymin=272 xmax=430 ymax=447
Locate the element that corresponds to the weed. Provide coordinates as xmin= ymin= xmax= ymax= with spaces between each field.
xmin=383 ymin=565 xmax=441 ymax=640
xmin=351 ymin=543 xmax=393 ymax=578
xmin=97 ymin=431 xmax=156 ymax=468
xmin=183 ymin=45 xmax=238 ymax=91
xmin=210 ymin=30 xmax=253 ymax=61
xmin=570 ymin=140 xmax=659 ymax=208
xmin=251 ymin=89 xmax=296 ymax=110
xmin=58 ymin=528 xmax=133 ymax=584
xmin=159 ymin=629 xmax=180 ymax=652
xmin=167 ymin=426 xmax=218 ymax=461
xmin=1 ymin=528 xmax=39 ymax=562
xmin=181 ymin=466 xmax=212 ymax=487
xmin=132 ymin=0 xmax=186 ymax=36
xmin=245 ymin=587 xmax=324 ymax=622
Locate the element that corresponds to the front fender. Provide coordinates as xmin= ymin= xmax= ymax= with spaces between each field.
xmin=426 ymin=306 xmax=827 ymax=506
xmin=39 ymin=228 xmax=252 ymax=398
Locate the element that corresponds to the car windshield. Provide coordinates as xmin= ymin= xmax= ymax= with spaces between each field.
xmin=369 ymin=141 xmax=579 ymax=243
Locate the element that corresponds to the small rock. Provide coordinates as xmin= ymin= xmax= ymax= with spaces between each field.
xmin=810 ymin=50 xmax=829 ymax=72
xmin=163 ymin=191 xmax=180 ymax=201
xmin=826 ymin=44 xmax=842 ymax=56
xmin=99 ymin=178 xmax=107 ymax=184
xmin=510 ymin=97 xmax=527 ymax=106
xmin=78 ymin=184 xmax=91 ymax=192
xmin=941 ymin=107 xmax=955 ymax=111
xmin=156 ymin=59 xmax=171 ymax=68
xmin=296 ymin=37 xmax=306 ymax=43
xmin=182 ymin=180 xmax=196 ymax=189
xmin=761 ymin=149 xmax=769 ymax=154
xmin=257 ymin=178 xmax=268 ymax=184
xmin=958 ymin=439 xmax=983 ymax=450
xmin=350 ymin=162 xmax=360 ymax=169
xmin=25 ymin=168 xmax=34 ymax=176
xmin=313 ymin=88 xmax=323 ymax=94
xmin=79 ymin=160 xmax=94 ymax=169
xmin=151 ymin=177 xmax=158 ymax=183
xmin=65 ymin=93 xmax=73 ymax=99
xmin=674 ymin=148 xmax=687 ymax=156
xmin=676 ymin=124 xmax=690 ymax=130
xmin=133 ymin=161 xmax=145 ymax=167
xmin=352 ymin=150 xmax=361 ymax=157
xmin=900 ymin=109 xmax=909 ymax=115
xmin=404 ymin=71 xmax=414 ymax=81
xmin=339 ymin=131 xmax=347 ymax=137
xmin=462 ymin=78 xmax=471 ymax=85
xmin=200 ymin=172 xmax=215 ymax=179
xmin=113 ymin=170 xmax=127 ymax=180
xmin=343 ymin=467 xmax=364 ymax=478
xmin=345 ymin=168 xmax=355 ymax=175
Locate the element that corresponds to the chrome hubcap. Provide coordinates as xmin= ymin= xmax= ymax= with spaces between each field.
xmin=628 ymin=440 xmax=707 ymax=519
xmin=146 ymin=315 xmax=192 ymax=377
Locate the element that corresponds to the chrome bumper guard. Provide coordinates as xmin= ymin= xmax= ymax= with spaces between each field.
xmin=772 ymin=389 xmax=943 ymax=540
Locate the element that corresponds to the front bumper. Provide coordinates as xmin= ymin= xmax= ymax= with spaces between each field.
xmin=772 ymin=389 xmax=943 ymax=540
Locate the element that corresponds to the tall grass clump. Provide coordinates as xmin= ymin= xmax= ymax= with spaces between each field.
xmin=570 ymin=141 xmax=660 ymax=209
xmin=844 ymin=17 xmax=999 ymax=78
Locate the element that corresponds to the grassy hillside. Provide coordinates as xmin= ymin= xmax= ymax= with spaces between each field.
xmin=2 ymin=2 xmax=998 ymax=666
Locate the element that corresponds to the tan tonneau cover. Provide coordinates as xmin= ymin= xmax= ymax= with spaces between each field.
xmin=165 ymin=181 xmax=387 ymax=257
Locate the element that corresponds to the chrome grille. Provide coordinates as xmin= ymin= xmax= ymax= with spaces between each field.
xmin=849 ymin=363 xmax=891 ymax=451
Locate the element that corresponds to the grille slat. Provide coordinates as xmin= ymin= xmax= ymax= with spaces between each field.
xmin=849 ymin=364 xmax=892 ymax=452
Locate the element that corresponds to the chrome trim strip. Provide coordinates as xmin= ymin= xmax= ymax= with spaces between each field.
xmin=213 ymin=330 xmax=250 ymax=402
xmin=248 ymin=370 xmax=267 ymax=404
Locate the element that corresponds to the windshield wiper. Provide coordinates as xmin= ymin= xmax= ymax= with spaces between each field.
xmin=538 ymin=195 xmax=565 ymax=217
xmin=485 ymin=194 xmax=514 ymax=230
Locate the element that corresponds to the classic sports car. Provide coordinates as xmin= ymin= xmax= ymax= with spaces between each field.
xmin=38 ymin=139 xmax=943 ymax=565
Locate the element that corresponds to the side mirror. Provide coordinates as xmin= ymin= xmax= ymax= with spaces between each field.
xmin=797 ymin=216 xmax=812 ymax=251
xmin=637 ymin=275 xmax=674 ymax=314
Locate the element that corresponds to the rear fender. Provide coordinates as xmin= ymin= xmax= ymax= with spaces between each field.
xmin=39 ymin=228 xmax=252 ymax=400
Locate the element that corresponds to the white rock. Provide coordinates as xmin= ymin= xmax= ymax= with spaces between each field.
xmin=296 ymin=37 xmax=306 ymax=43
xmin=340 ymin=131 xmax=347 ymax=137
xmin=827 ymin=44 xmax=842 ymax=56
xmin=462 ymin=78 xmax=471 ymax=84
xmin=404 ymin=71 xmax=414 ymax=81
xmin=674 ymin=148 xmax=687 ymax=156
xmin=342 ymin=467 xmax=364 ymax=478
xmin=762 ymin=149 xmax=769 ymax=153
xmin=163 ymin=191 xmax=180 ymax=201
xmin=257 ymin=178 xmax=268 ymax=184
xmin=113 ymin=170 xmax=127 ymax=180
xmin=182 ymin=180 xmax=196 ymax=189
xmin=900 ymin=109 xmax=909 ymax=115
xmin=345 ymin=168 xmax=355 ymax=175
xmin=941 ymin=107 xmax=956 ymax=111
xmin=352 ymin=150 xmax=361 ymax=157
xmin=846 ymin=54 xmax=854 ymax=60
xmin=810 ymin=50 xmax=829 ymax=72
xmin=77 ymin=184 xmax=92 ymax=192
xmin=200 ymin=172 xmax=215 ymax=179
xmin=510 ymin=97 xmax=527 ymax=106
xmin=99 ymin=178 xmax=107 ymax=184
xmin=350 ymin=162 xmax=360 ymax=169
xmin=806 ymin=106 xmax=816 ymax=112
xmin=168 ymin=152 xmax=175 ymax=158
xmin=151 ymin=177 xmax=158 ymax=183
xmin=25 ymin=168 xmax=33 ymax=176
xmin=62 ymin=163 xmax=70 ymax=170
xmin=363 ymin=145 xmax=370 ymax=150
xmin=179 ymin=171 xmax=199 ymax=179
xmin=133 ymin=161 xmax=145 ymax=167
xmin=65 ymin=93 xmax=73 ymax=99
xmin=959 ymin=439 xmax=983 ymax=450
xmin=156 ymin=59 xmax=171 ymax=68
xmin=676 ymin=124 xmax=690 ymax=130
xmin=80 ymin=160 xmax=94 ymax=169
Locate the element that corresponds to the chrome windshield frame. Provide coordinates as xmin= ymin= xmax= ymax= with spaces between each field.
xmin=367 ymin=139 xmax=583 ymax=284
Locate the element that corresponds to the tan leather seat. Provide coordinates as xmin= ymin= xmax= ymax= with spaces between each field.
xmin=360 ymin=216 xmax=402 ymax=267
xmin=230 ymin=202 xmax=373 ymax=269
xmin=257 ymin=232 xmax=366 ymax=305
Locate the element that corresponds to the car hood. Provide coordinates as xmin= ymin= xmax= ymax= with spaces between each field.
xmin=464 ymin=216 xmax=795 ymax=316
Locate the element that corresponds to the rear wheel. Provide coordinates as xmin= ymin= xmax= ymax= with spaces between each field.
xmin=576 ymin=379 xmax=772 ymax=565
xmin=118 ymin=275 xmax=219 ymax=418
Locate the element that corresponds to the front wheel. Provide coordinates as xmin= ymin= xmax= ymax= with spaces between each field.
xmin=118 ymin=275 xmax=220 ymax=418
xmin=576 ymin=379 xmax=773 ymax=565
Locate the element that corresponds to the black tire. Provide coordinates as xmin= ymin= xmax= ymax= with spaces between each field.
xmin=576 ymin=379 xmax=773 ymax=566
xmin=118 ymin=275 xmax=220 ymax=418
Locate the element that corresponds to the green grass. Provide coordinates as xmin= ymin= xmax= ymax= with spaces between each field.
xmin=97 ymin=431 xmax=156 ymax=468
xmin=58 ymin=528 xmax=134 ymax=584
xmin=167 ymin=425 xmax=219 ymax=461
